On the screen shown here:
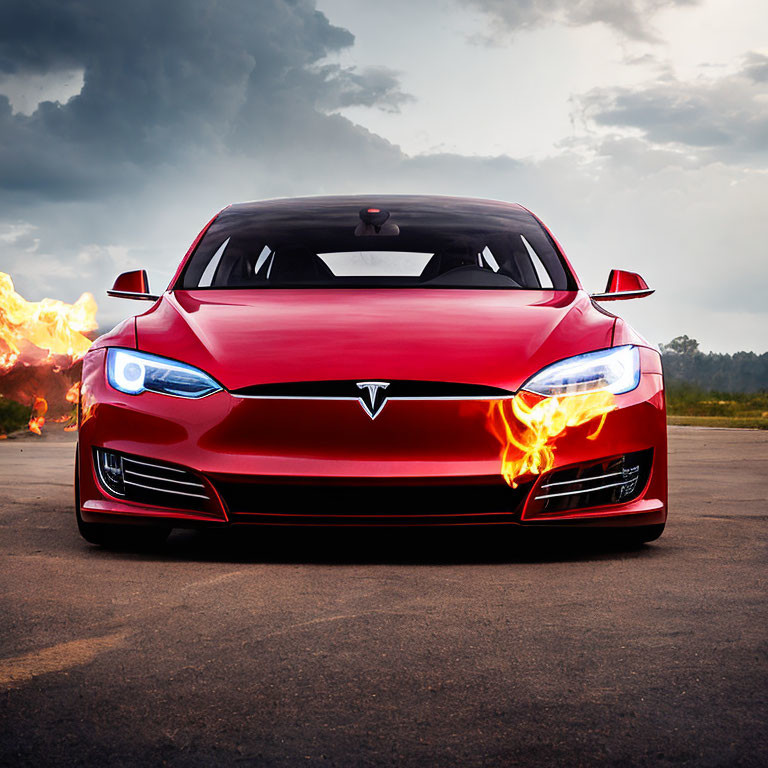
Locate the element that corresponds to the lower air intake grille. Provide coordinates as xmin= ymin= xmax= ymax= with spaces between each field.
xmin=215 ymin=480 xmax=532 ymax=526
xmin=530 ymin=449 xmax=653 ymax=516
xmin=94 ymin=448 xmax=212 ymax=512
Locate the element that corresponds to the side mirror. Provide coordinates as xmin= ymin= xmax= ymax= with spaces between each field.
xmin=107 ymin=270 xmax=160 ymax=301
xmin=591 ymin=269 xmax=654 ymax=301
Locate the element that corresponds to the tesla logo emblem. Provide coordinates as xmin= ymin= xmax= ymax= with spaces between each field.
xmin=356 ymin=381 xmax=390 ymax=419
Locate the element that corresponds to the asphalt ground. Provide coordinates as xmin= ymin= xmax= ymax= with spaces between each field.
xmin=0 ymin=426 xmax=766 ymax=767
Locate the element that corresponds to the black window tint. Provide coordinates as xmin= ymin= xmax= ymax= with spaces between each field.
xmin=180 ymin=197 xmax=574 ymax=290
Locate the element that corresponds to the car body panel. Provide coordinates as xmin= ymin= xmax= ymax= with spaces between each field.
xmin=133 ymin=289 xmax=615 ymax=393
xmin=90 ymin=316 xmax=136 ymax=351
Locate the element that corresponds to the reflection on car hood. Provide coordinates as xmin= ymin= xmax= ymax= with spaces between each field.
xmin=135 ymin=289 xmax=615 ymax=392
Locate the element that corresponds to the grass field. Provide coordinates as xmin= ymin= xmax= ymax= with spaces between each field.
xmin=668 ymin=415 xmax=768 ymax=429
xmin=665 ymin=384 xmax=768 ymax=429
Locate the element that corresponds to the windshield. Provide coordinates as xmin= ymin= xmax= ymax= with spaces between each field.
xmin=178 ymin=197 xmax=574 ymax=290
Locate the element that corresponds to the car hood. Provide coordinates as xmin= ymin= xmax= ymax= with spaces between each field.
xmin=134 ymin=289 xmax=615 ymax=392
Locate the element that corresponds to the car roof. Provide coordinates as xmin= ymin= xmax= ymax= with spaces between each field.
xmin=226 ymin=194 xmax=530 ymax=219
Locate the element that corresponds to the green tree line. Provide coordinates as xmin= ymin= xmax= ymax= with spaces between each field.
xmin=660 ymin=336 xmax=768 ymax=393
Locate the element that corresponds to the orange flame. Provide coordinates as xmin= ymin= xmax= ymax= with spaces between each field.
xmin=488 ymin=391 xmax=616 ymax=487
xmin=28 ymin=396 xmax=48 ymax=435
xmin=62 ymin=382 xmax=81 ymax=431
xmin=0 ymin=272 xmax=97 ymax=371
xmin=65 ymin=381 xmax=81 ymax=403
xmin=0 ymin=272 xmax=97 ymax=434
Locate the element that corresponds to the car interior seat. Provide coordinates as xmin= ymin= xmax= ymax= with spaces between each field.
xmin=266 ymin=248 xmax=336 ymax=283
xmin=419 ymin=249 xmax=481 ymax=281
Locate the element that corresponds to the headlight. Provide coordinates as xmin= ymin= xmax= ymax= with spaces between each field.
xmin=522 ymin=345 xmax=640 ymax=397
xmin=106 ymin=348 xmax=222 ymax=398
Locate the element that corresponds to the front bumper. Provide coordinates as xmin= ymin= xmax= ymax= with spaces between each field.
xmin=77 ymin=348 xmax=667 ymax=528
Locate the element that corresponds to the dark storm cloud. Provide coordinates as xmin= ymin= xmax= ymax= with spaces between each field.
xmin=0 ymin=0 xmax=407 ymax=201
xmin=579 ymin=54 xmax=768 ymax=165
xmin=461 ymin=0 xmax=699 ymax=42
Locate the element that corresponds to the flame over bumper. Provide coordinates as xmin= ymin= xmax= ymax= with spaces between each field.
xmin=77 ymin=347 xmax=666 ymax=528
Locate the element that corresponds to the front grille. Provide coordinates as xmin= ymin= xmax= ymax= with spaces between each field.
xmin=215 ymin=479 xmax=532 ymax=525
xmin=230 ymin=379 xmax=514 ymax=398
xmin=94 ymin=448 xmax=213 ymax=512
xmin=528 ymin=449 xmax=653 ymax=516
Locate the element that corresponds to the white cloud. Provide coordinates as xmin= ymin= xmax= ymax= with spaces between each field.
xmin=461 ymin=0 xmax=701 ymax=42
xmin=0 ymin=68 xmax=84 ymax=115
xmin=0 ymin=220 xmax=37 ymax=244
xmin=579 ymin=52 xmax=768 ymax=165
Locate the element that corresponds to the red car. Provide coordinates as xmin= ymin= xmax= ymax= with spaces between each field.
xmin=75 ymin=195 xmax=666 ymax=545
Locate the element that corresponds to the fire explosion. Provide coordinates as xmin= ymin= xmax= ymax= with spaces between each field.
xmin=487 ymin=391 xmax=616 ymax=487
xmin=0 ymin=272 xmax=97 ymax=435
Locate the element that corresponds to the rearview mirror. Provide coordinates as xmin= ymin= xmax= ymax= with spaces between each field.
xmin=107 ymin=270 xmax=160 ymax=301
xmin=591 ymin=269 xmax=654 ymax=301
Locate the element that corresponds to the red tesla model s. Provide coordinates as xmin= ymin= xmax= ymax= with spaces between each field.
xmin=75 ymin=195 xmax=666 ymax=545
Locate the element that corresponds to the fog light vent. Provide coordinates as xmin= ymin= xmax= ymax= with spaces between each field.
xmin=93 ymin=448 xmax=212 ymax=511
xmin=531 ymin=449 xmax=652 ymax=515
xmin=95 ymin=449 xmax=125 ymax=496
xmin=619 ymin=462 xmax=641 ymax=500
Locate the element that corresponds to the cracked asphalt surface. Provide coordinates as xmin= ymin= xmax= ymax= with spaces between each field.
xmin=0 ymin=426 xmax=766 ymax=767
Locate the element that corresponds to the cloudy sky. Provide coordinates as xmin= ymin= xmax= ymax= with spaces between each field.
xmin=0 ymin=0 xmax=766 ymax=351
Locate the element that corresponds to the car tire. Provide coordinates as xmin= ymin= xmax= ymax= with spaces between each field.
xmin=75 ymin=447 xmax=171 ymax=548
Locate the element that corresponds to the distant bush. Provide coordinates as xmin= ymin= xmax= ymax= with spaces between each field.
xmin=0 ymin=396 xmax=28 ymax=434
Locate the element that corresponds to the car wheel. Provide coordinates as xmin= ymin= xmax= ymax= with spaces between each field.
xmin=75 ymin=447 xmax=171 ymax=548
